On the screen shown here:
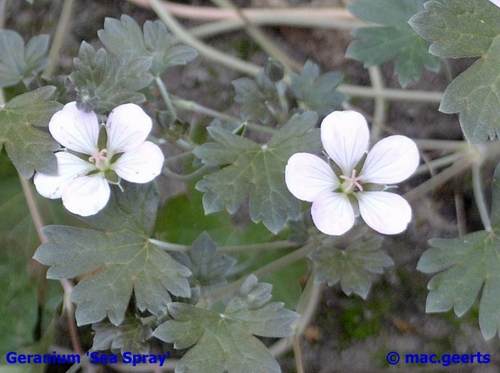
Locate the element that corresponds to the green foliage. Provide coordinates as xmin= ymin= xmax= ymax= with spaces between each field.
xmin=0 ymin=30 xmax=49 ymax=88
xmin=153 ymin=275 xmax=298 ymax=373
xmin=346 ymin=0 xmax=440 ymax=87
xmin=410 ymin=0 xmax=500 ymax=143
xmin=194 ymin=112 xmax=321 ymax=234
xmin=309 ymin=235 xmax=393 ymax=299
xmin=92 ymin=317 xmax=153 ymax=354
xmin=232 ymin=69 xmax=279 ymax=124
xmin=33 ymin=182 xmax=191 ymax=326
xmin=172 ymin=232 xmax=236 ymax=288
xmin=98 ymin=15 xmax=197 ymax=77
xmin=290 ymin=60 xmax=347 ymax=115
xmin=417 ymin=163 xmax=500 ymax=339
xmin=68 ymin=41 xmax=153 ymax=113
xmin=0 ymin=87 xmax=61 ymax=178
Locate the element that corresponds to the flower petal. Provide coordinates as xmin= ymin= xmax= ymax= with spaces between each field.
xmin=357 ymin=191 xmax=412 ymax=235
xmin=34 ymin=152 xmax=94 ymax=199
xmin=321 ymin=110 xmax=369 ymax=175
xmin=49 ymin=102 xmax=99 ymax=155
xmin=311 ymin=191 xmax=355 ymax=235
xmin=106 ymin=103 xmax=152 ymax=154
xmin=285 ymin=153 xmax=339 ymax=202
xmin=360 ymin=135 xmax=419 ymax=184
xmin=62 ymin=175 xmax=110 ymax=216
xmin=113 ymin=141 xmax=164 ymax=183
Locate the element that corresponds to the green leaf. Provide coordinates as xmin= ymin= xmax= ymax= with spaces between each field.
xmin=309 ymin=235 xmax=393 ymax=299
xmin=171 ymin=232 xmax=236 ymax=287
xmin=346 ymin=0 xmax=440 ymax=87
xmin=92 ymin=317 xmax=153 ymax=354
xmin=153 ymin=275 xmax=298 ymax=373
xmin=33 ymin=182 xmax=191 ymax=326
xmin=290 ymin=61 xmax=347 ymax=115
xmin=0 ymin=87 xmax=61 ymax=178
xmin=194 ymin=112 xmax=321 ymax=234
xmin=232 ymin=69 xmax=278 ymax=124
xmin=410 ymin=0 xmax=500 ymax=143
xmin=69 ymin=41 xmax=153 ymax=113
xmin=98 ymin=15 xmax=197 ymax=77
xmin=0 ymin=30 xmax=49 ymax=88
xmin=417 ymin=163 xmax=500 ymax=339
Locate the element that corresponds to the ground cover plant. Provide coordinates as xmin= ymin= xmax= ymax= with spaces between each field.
xmin=2 ymin=0 xmax=500 ymax=372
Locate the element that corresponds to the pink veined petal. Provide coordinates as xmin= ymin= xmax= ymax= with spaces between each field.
xmin=49 ymin=102 xmax=99 ymax=155
xmin=311 ymin=191 xmax=355 ymax=235
xmin=285 ymin=153 xmax=340 ymax=202
xmin=106 ymin=103 xmax=153 ymax=154
xmin=33 ymin=152 xmax=94 ymax=199
xmin=321 ymin=111 xmax=369 ymax=175
xmin=360 ymin=135 xmax=419 ymax=184
xmin=62 ymin=175 xmax=110 ymax=216
xmin=113 ymin=141 xmax=164 ymax=183
xmin=357 ymin=191 xmax=412 ymax=235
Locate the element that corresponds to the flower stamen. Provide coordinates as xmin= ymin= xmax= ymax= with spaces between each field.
xmin=89 ymin=148 xmax=108 ymax=168
xmin=340 ymin=169 xmax=363 ymax=192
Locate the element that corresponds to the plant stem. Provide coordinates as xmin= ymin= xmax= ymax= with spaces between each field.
xmin=338 ymin=84 xmax=443 ymax=103
xmin=164 ymin=163 xmax=210 ymax=181
xmin=472 ymin=162 xmax=492 ymax=232
xmin=42 ymin=0 xmax=75 ymax=79
xmin=156 ymin=76 xmax=178 ymax=122
xmin=368 ymin=66 xmax=387 ymax=143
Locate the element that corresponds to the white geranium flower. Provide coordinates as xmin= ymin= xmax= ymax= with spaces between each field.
xmin=489 ymin=0 xmax=500 ymax=8
xmin=34 ymin=102 xmax=164 ymax=216
xmin=285 ymin=110 xmax=419 ymax=235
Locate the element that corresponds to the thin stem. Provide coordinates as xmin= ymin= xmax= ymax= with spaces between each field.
xmin=368 ymin=66 xmax=387 ymax=143
xmin=0 ymin=0 xmax=9 ymax=29
xmin=42 ymin=0 xmax=75 ymax=79
xmin=472 ymin=162 xmax=491 ymax=232
xmin=164 ymin=163 xmax=210 ymax=181
xmin=413 ymin=138 xmax=467 ymax=151
xmin=413 ymin=152 xmax=464 ymax=177
xmin=156 ymin=76 xmax=178 ymax=122
xmin=338 ymin=84 xmax=444 ymax=103
xmin=293 ymin=333 xmax=304 ymax=373
xmin=147 ymin=0 xmax=260 ymax=76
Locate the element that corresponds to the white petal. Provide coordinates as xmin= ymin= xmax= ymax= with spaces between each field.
xmin=360 ymin=135 xmax=419 ymax=184
xmin=49 ymin=102 xmax=99 ymax=155
xmin=285 ymin=153 xmax=339 ymax=202
xmin=106 ymin=103 xmax=152 ymax=154
xmin=321 ymin=111 xmax=369 ymax=175
xmin=62 ymin=175 xmax=110 ymax=216
xmin=489 ymin=0 xmax=500 ymax=8
xmin=34 ymin=152 xmax=94 ymax=199
xmin=113 ymin=141 xmax=164 ymax=183
xmin=357 ymin=191 xmax=412 ymax=235
xmin=311 ymin=191 xmax=355 ymax=235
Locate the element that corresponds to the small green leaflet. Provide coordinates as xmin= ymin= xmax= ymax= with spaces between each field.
xmin=0 ymin=30 xmax=49 ymax=88
xmin=171 ymin=232 xmax=236 ymax=287
xmin=409 ymin=0 xmax=500 ymax=143
xmin=92 ymin=318 xmax=152 ymax=355
xmin=290 ymin=61 xmax=347 ymax=115
xmin=153 ymin=275 xmax=298 ymax=373
xmin=309 ymin=235 xmax=393 ymax=299
xmin=68 ymin=41 xmax=153 ymax=113
xmin=346 ymin=0 xmax=440 ymax=87
xmin=0 ymin=87 xmax=61 ymax=178
xmin=33 ymin=182 xmax=191 ymax=326
xmin=417 ymin=163 xmax=500 ymax=339
xmin=194 ymin=112 xmax=322 ymax=234
xmin=98 ymin=15 xmax=197 ymax=77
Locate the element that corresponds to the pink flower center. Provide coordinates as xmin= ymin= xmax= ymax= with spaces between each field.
xmin=340 ymin=169 xmax=363 ymax=193
xmin=89 ymin=148 xmax=108 ymax=168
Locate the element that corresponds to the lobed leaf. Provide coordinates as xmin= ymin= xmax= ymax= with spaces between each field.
xmin=33 ymin=182 xmax=191 ymax=326
xmin=153 ymin=275 xmax=298 ymax=373
xmin=0 ymin=87 xmax=61 ymax=178
xmin=92 ymin=318 xmax=153 ymax=355
xmin=98 ymin=15 xmax=197 ymax=77
xmin=0 ymin=30 xmax=49 ymax=88
xmin=194 ymin=112 xmax=321 ymax=233
xmin=409 ymin=0 xmax=500 ymax=143
xmin=346 ymin=0 xmax=440 ymax=87
xmin=69 ymin=41 xmax=153 ymax=113
xmin=309 ymin=235 xmax=393 ymax=299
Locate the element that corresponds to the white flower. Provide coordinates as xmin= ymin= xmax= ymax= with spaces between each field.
xmin=34 ymin=102 xmax=164 ymax=216
xmin=489 ymin=0 xmax=500 ymax=8
xmin=285 ymin=110 xmax=419 ymax=235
